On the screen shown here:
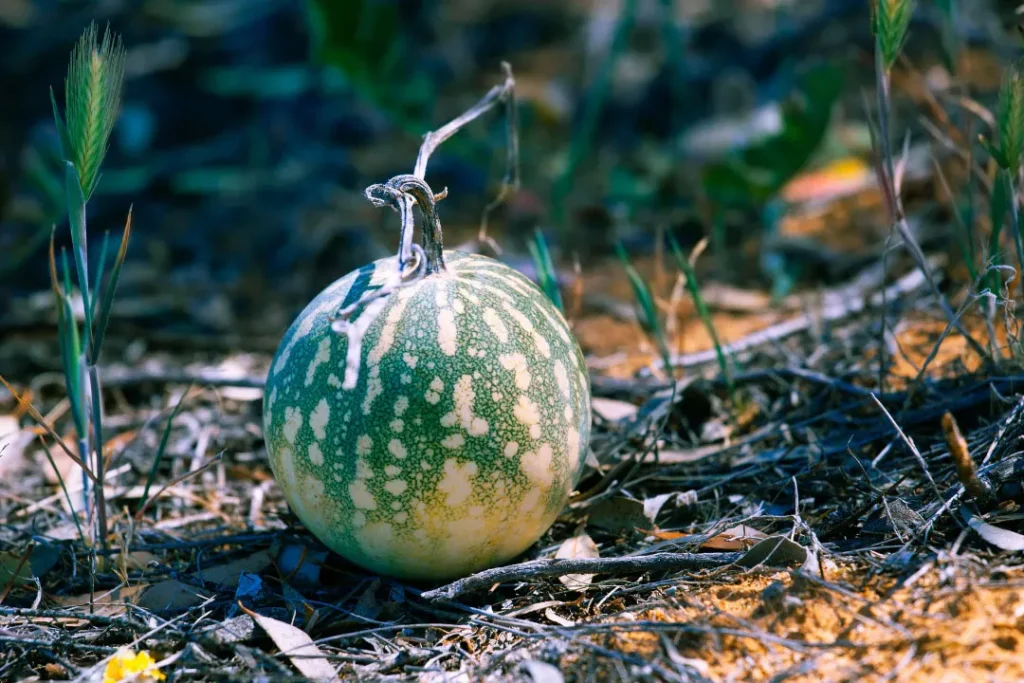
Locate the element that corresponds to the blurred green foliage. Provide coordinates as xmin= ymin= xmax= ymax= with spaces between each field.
xmin=305 ymin=0 xmax=435 ymax=131
xmin=700 ymin=62 xmax=843 ymax=209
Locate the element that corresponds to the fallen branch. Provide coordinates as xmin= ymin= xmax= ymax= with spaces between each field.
xmin=419 ymin=551 xmax=743 ymax=602
xmin=651 ymin=254 xmax=944 ymax=372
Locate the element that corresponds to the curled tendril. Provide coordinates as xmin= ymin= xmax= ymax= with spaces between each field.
xmin=365 ymin=174 xmax=447 ymax=276
xmin=328 ymin=173 xmax=448 ymax=388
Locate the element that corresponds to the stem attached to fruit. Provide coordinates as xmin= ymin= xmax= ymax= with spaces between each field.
xmin=388 ymin=174 xmax=446 ymax=275
xmin=364 ymin=175 xmax=446 ymax=275
xmin=332 ymin=64 xmax=518 ymax=364
xmin=364 ymin=61 xmax=517 ymax=276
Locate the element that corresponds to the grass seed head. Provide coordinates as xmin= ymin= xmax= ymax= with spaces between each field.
xmin=998 ymin=61 xmax=1024 ymax=176
xmin=872 ymin=0 xmax=916 ymax=72
xmin=63 ymin=22 xmax=126 ymax=199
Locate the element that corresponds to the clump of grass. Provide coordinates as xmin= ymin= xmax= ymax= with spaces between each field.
xmin=615 ymin=241 xmax=673 ymax=374
xmin=668 ymin=234 xmax=732 ymax=393
xmin=527 ymin=228 xmax=564 ymax=313
xmin=1 ymin=22 xmax=132 ymax=560
xmin=980 ymin=61 xmax=1024 ymax=313
xmin=867 ymin=0 xmax=989 ymax=386
xmin=52 ymin=22 xmax=132 ymax=556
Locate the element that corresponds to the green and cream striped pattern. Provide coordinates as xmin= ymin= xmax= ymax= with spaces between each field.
xmin=263 ymin=251 xmax=591 ymax=581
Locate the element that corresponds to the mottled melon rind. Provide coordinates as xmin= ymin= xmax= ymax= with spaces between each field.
xmin=263 ymin=251 xmax=591 ymax=581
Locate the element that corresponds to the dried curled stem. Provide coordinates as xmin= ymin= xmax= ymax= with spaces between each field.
xmin=365 ymin=174 xmax=448 ymax=275
xmin=328 ymin=65 xmax=518 ymax=384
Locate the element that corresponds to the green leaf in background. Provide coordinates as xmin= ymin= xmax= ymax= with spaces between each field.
xmin=701 ymin=61 xmax=843 ymax=209
xmin=305 ymin=0 xmax=434 ymax=130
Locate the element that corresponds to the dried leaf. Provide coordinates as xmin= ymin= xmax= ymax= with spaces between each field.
xmin=52 ymin=584 xmax=149 ymax=620
xmin=587 ymin=496 xmax=650 ymax=534
xmin=199 ymin=615 xmax=256 ymax=646
xmin=40 ymin=523 xmax=83 ymax=541
xmin=544 ymin=607 xmax=575 ymax=626
xmin=960 ymin=508 xmax=1024 ymax=552
xmin=647 ymin=529 xmax=688 ymax=541
xmin=522 ymin=659 xmax=565 ymax=683
xmin=591 ymin=397 xmax=639 ymax=423
xmin=41 ymin=443 xmax=82 ymax=488
xmin=736 ymin=535 xmax=808 ymax=569
xmin=136 ymin=579 xmax=209 ymax=612
xmin=643 ymin=493 xmax=677 ymax=522
xmin=244 ymin=607 xmax=339 ymax=682
xmin=234 ymin=571 xmax=264 ymax=603
xmin=122 ymin=551 xmax=160 ymax=572
xmin=353 ymin=579 xmax=382 ymax=620
xmin=0 ymin=415 xmax=31 ymax=477
xmin=197 ymin=550 xmax=273 ymax=588
xmin=702 ymin=524 xmax=769 ymax=551
xmin=555 ymin=532 xmax=599 ymax=589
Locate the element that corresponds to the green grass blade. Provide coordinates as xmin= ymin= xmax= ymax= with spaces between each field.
xmin=90 ymin=207 xmax=132 ymax=363
xmin=58 ymin=250 xmax=87 ymax=440
xmin=615 ymin=242 xmax=672 ymax=370
xmin=49 ymin=233 xmax=74 ymax=397
xmin=1003 ymin=169 xmax=1024 ymax=302
xmin=137 ymin=386 xmax=192 ymax=516
xmin=527 ymin=228 xmax=564 ymax=313
xmin=63 ymin=161 xmax=93 ymax=348
xmin=935 ymin=0 xmax=960 ymax=74
xmin=551 ymin=0 xmax=636 ymax=227
xmin=87 ymin=365 xmax=107 ymax=546
xmin=90 ymin=230 xmax=111 ymax=324
xmin=669 ymin=234 xmax=732 ymax=391
xmin=989 ymin=170 xmax=1009 ymax=296
xmin=49 ymin=87 xmax=73 ymax=163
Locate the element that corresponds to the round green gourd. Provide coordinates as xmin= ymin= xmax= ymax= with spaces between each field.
xmin=263 ymin=248 xmax=592 ymax=581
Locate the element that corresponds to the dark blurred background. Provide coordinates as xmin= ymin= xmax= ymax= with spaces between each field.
xmin=0 ymin=0 xmax=1020 ymax=346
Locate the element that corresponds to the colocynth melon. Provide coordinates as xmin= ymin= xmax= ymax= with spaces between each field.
xmin=263 ymin=250 xmax=591 ymax=581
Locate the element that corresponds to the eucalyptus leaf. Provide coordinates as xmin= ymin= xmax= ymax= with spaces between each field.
xmin=555 ymin=532 xmax=600 ymax=589
xmin=960 ymin=507 xmax=1024 ymax=552
xmin=247 ymin=610 xmax=340 ymax=681
xmin=588 ymin=496 xmax=651 ymax=534
xmin=736 ymin=535 xmax=809 ymax=569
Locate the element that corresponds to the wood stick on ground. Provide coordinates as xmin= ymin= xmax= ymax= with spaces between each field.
xmin=652 ymin=255 xmax=944 ymax=372
xmin=419 ymin=551 xmax=744 ymax=601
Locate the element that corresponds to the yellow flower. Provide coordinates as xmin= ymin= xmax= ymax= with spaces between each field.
xmin=103 ymin=649 xmax=166 ymax=683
